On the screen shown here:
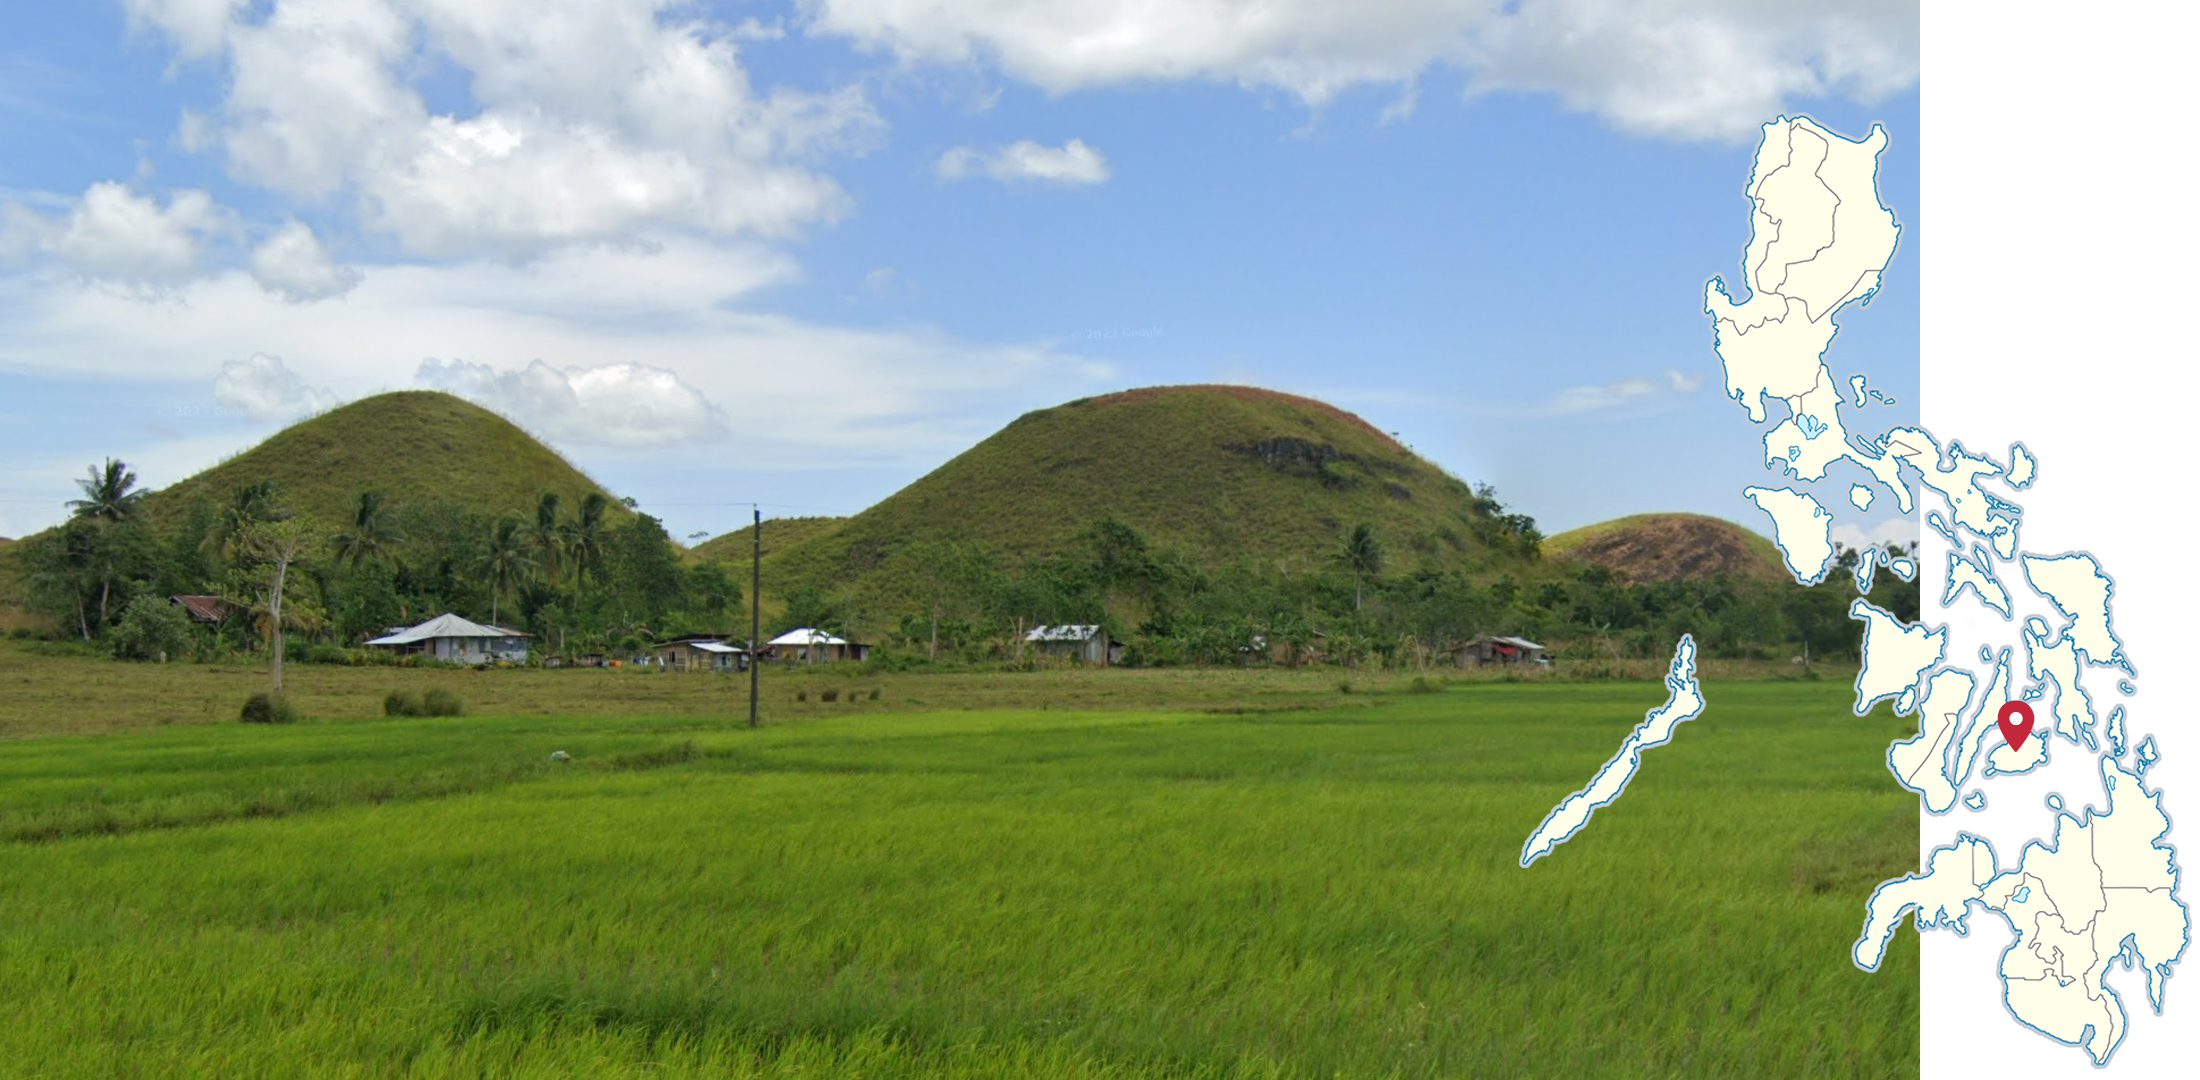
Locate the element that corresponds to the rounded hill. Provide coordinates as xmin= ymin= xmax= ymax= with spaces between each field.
xmin=143 ymin=391 xmax=621 ymax=530
xmin=1543 ymin=513 xmax=1787 ymax=583
xmin=758 ymin=384 xmax=1531 ymax=595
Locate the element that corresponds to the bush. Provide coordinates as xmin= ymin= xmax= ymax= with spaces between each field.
xmin=821 ymin=688 xmax=840 ymax=703
xmin=1408 ymin=675 xmax=1440 ymax=694
xmin=384 ymin=688 xmax=464 ymax=717
xmin=240 ymin=692 xmax=298 ymax=724
xmin=868 ymin=688 xmax=881 ymax=701
xmin=795 ymin=688 xmax=808 ymax=702
xmin=307 ymin=643 xmax=350 ymax=665
xmin=107 ymin=594 xmax=197 ymax=663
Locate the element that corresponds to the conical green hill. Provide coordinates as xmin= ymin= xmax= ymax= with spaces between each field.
xmin=1542 ymin=513 xmax=1788 ymax=583
xmin=755 ymin=384 xmax=1526 ymax=596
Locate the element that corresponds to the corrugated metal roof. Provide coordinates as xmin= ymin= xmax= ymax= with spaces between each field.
xmin=767 ymin=627 xmax=849 ymax=647
xmin=1025 ymin=624 xmax=1103 ymax=642
xmin=365 ymin=613 xmax=531 ymax=646
xmin=170 ymin=595 xmax=230 ymax=622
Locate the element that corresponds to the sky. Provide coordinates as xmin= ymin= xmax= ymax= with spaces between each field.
xmin=0 ymin=0 xmax=1921 ymax=549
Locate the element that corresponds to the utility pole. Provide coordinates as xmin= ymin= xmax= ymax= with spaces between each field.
xmin=749 ymin=506 xmax=761 ymax=728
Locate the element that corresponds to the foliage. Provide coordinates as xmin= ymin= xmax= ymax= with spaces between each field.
xmin=237 ymin=691 xmax=297 ymax=724
xmin=106 ymin=594 xmax=198 ymax=662
xmin=383 ymin=687 xmax=465 ymax=717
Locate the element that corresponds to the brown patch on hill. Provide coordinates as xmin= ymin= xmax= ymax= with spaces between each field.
xmin=1554 ymin=514 xmax=1787 ymax=583
xmin=1075 ymin=385 xmax=1406 ymax=452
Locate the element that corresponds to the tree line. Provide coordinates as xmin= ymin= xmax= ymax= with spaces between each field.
xmin=13 ymin=458 xmax=1913 ymax=670
xmin=13 ymin=460 xmax=739 ymax=662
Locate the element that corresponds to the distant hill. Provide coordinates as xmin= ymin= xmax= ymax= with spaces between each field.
xmin=140 ymin=391 xmax=622 ymax=532
xmin=1543 ymin=513 xmax=1787 ymax=583
xmin=690 ymin=516 xmax=845 ymax=565
xmin=754 ymin=384 xmax=1530 ymax=599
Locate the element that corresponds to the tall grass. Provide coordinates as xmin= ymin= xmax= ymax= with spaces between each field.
xmin=0 ymin=682 xmax=1918 ymax=1078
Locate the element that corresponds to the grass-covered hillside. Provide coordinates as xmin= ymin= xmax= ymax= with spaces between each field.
xmin=141 ymin=391 xmax=621 ymax=532
xmin=756 ymin=385 xmax=1537 ymax=597
xmin=1544 ymin=513 xmax=1788 ymax=583
xmin=690 ymin=515 xmax=846 ymax=565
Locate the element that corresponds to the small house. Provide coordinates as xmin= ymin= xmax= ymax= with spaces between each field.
xmin=365 ymin=613 xmax=532 ymax=664
xmin=1024 ymin=624 xmax=1122 ymax=665
xmin=652 ymin=637 xmax=747 ymax=672
xmin=1455 ymin=634 xmax=1547 ymax=667
xmin=169 ymin=595 xmax=232 ymax=624
xmin=767 ymin=627 xmax=869 ymax=664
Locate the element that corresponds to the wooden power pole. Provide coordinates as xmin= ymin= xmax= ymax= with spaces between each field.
xmin=749 ymin=506 xmax=760 ymax=728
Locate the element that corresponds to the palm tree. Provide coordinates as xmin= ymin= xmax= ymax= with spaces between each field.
xmin=205 ymin=480 xmax=289 ymax=566
xmin=1337 ymin=523 xmax=1384 ymax=611
xmin=65 ymin=459 xmax=148 ymax=630
xmin=531 ymin=492 xmax=568 ymax=586
xmin=567 ymin=492 xmax=610 ymax=589
xmin=332 ymin=491 xmax=405 ymax=569
xmin=478 ymin=516 xmax=538 ymax=625
xmin=67 ymin=459 xmax=146 ymax=523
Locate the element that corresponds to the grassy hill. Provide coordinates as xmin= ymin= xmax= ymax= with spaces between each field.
xmin=141 ymin=391 xmax=622 ymax=532
xmin=751 ymin=384 xmax=1530 ymax=599
xmin=690 ymin=515 xmax=846 ymax=565
xmin=1543 ymin=513 xmax=1787 ymax=583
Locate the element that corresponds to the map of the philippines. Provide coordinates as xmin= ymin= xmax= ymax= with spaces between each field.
xmin=1519 ymin=114 xmax=2188 ymax=1067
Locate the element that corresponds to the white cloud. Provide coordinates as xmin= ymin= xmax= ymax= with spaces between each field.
xmin=0 ymin=243 xmax=1110 ymax=467
xmin=250 ymin=221 xmax=361 ymax=301
xmin=1665 ymin=367 xmax=1704 ymax=392
xmin=4 ymin=181 xmax=224 ymax=289
xmin=123 ymin=0 xmax=248 ymax=58
xmin=415 ymin=357 xmax=728 ymax=448
xmin=1544 ymin=375 xmax=1658 ymax=414
xmin=214 ymin=352 xmax=338 ymax=419
xmin=806 ymin=0 xmax=1916 ymax=140
xmin=936 ymin=138 xmax=1110 ymax=185
xmin=1831 ymin=516 xmax=1918 ymax=553
xmin=132 ymin=0 xmax=881 ymax=257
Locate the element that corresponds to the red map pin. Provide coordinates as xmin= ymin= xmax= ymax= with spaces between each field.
xmin=1997 ymin=701 xmax=2036 ymax=752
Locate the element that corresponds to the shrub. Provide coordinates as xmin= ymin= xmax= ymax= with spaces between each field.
xmin=821 ymin=688 xmax=840 ymax=703
xmin=384 ymin=688 xmax=464 ymax=717
xmin=422 ymin=688 xmax=464 ymax=717
xmin=240 ymin=692 xmax=298 ymax=724
xmin=1408 ymin=675 xmax=1440 ymax=694
xmin=384 ymin=690 xmax=422 ymax=717
xmin=868 ymin=688 xmax=881 ymax=701
xmin=1337 ymin=679 xmax=1354 ymax=694
xmin=308 ymin=643 xmax=350 ymax=665
xmin=795 ymin=688 xmax=808 ymax=702
xmin=107 ymin=594 xmax=197 ymax=662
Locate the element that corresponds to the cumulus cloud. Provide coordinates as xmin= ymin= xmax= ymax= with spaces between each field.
xmin=0 ymin=242 xmax=1109 ymax=467
xmin=1665 ymin=367 xmax=1704 ymax=391
xmin=132 ymin=0 xmax=881 ymax=257
xmin=1831 ymin=516 xmax=1918 ymax=553
xmin=415 ymin=357 xmax=729 ymax=448
xmin=250 ymin=221 xmax=361 ymax=301
xmin=214 ymin=352 xmax=338 ymax=419
xmin=936 ymin=138 xmax=1110 ymax=185
xmin=807 ymin=0 xmax=1916 ymax=140
xmin=3 ymin=182 xmax=223 ymax=289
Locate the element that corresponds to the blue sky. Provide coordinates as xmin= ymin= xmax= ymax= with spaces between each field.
xmin=0 ymin=1 xmax=1920 ymax=548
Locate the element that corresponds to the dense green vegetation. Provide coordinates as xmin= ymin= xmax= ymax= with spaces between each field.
xmin=5 ymin=386 xmax=1918 ymax=669
xmin=0 ymin=679 xmax=1918 ymax=1078
xmin=8 ymin=456 xmax=740 ymax=662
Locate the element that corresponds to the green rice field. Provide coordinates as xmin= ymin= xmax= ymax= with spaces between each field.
xmin=0 ymin=672 xmax=1919 ymax=1078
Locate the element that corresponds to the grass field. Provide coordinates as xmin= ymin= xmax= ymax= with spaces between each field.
xmin=0 ymin=658 xmax=1919 ymax=1079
